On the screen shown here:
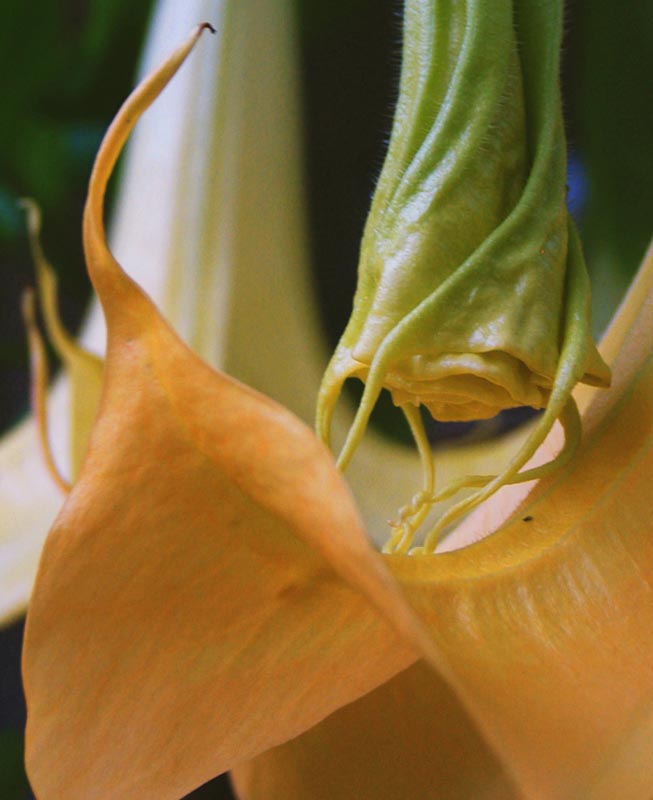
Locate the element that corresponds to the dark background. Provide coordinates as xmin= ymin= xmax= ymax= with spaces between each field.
xmin=1 ymin=1 xmax=651 ymax=797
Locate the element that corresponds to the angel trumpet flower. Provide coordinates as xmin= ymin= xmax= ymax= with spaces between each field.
xmin=16 ymin=1 xmax=653 ymax=800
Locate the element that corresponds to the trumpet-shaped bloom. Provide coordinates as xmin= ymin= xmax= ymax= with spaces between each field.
xmin=12 ymin=1 xmax=653 ymax=800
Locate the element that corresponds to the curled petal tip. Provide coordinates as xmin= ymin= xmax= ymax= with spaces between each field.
xmin=18 ymin=197 xmax=41 ymax=231
xmin=83 ymin=22 xmax=214 ymax=307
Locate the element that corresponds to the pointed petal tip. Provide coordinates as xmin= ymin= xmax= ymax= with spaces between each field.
xmin=82 ymin=24 xmax=214 ymax=310
xmin=17 ymin=197 xmax=41 ymax=229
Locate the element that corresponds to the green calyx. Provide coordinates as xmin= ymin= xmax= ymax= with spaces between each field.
xmin=316 ymin=0 xmax=610 ymax=553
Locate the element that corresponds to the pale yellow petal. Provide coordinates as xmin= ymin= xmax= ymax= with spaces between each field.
xmin=0 ymin=407 xmax=65 ymax=626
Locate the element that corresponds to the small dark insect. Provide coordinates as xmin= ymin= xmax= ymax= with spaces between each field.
xmin=522 ymin=516 xmax=534 ymax=522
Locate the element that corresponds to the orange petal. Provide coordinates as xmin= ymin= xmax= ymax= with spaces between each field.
xmin=231 ymin=660 xmax=521 ymax=800
xmin=23 ymin=26 xmax=437 ymax=800
xmin=387 ymin=242 xmax=653 ymax=798
xmin=23 ymin=15 xmax=653 ymax=800
xmin=23 ymin=348 xmax=417 ymax=798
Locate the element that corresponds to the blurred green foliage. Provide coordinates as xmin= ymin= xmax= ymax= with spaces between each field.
xmin=0 ymin=0 xmax=156 ymax=229
xmin=0 ymin=730 xmax=28 ymax=799
xmin=570 ymin=0 xmax=653 ymax=331
xmin=0 ymin=0 xmax=154 ymax=428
